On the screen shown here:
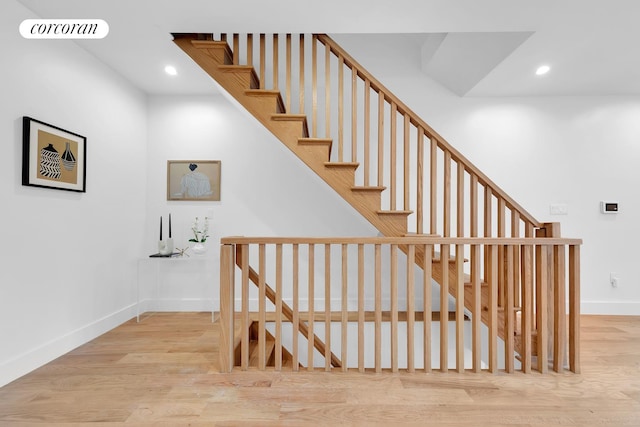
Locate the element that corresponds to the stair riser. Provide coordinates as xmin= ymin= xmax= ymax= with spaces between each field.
xmin=297 ymin=142 xmax=331 ymax=162
xmin=246 ymin=94 xmax=285 ymax=115
xmin=350 ymin=191 xmax=382 ymax=213
xmin=198 ymin=47 xmax=232 ymax=65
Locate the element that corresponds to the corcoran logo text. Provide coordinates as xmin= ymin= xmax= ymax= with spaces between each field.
xmin=19 ymin=19 xmax=109 ymax=39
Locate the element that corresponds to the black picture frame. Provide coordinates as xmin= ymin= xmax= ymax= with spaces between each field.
xmin=22 ymin=116 xmax=87 ymax=193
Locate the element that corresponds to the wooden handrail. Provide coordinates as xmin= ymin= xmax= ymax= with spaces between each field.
xmin=222 ymin=236 xmax=582 ymax=246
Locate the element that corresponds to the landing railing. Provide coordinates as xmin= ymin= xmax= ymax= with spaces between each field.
xmin=210 ymin=33 xmax=542 ymax=238
xmin=219 ymin=236 xmax=581 ymax=374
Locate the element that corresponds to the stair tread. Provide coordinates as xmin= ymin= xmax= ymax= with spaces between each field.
xmin=324 ymin=162 xmax=359 ymax=168
xmin=272 ymin=113 xmax=307 ymax=120
xmin=191 ymin=40 xmax=229 ymax=49
xmin=245 ymin=89 xmax=282 ymax=96
xmin=377 ymin=210 xmax=413 ymax=215
xmin=352 ymin=186 xmax=386 ymax=192
xmin=299 ymin=137 xmax=332 ymax=142
xmin=217 ymin=64 xmax=255 ymax=72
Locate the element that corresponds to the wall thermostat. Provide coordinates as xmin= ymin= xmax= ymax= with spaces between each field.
xmin=600 ymin=201 xmax=619 ymax=214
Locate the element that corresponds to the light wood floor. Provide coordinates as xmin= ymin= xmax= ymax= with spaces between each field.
xmin=1 ymin=313 xmax=639 ymax=426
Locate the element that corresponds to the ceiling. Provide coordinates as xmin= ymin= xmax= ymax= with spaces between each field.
xmin=14 ymin=0 xmax=640 ymax=97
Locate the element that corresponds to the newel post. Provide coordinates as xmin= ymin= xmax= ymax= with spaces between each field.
xmin=219 ymin=243 xmax=235 ymax=373
xmin=535 ymin=222 xmax=561 ymax=370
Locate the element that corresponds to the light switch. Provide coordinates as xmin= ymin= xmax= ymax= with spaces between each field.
xmin=549 ymin=204 xmax=568 ymax=215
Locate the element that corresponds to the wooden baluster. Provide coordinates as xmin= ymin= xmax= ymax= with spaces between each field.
xmin=272 ymin=34 xmax=279 ymax=90
xmin=363 ymin=80 xmax=371 ymax=186
xmin=325 ymin=42 xmax=331 ymax=139
xmin=488 ymin=244 xmax=498 ymax=373
xmin=377 ymin=91 xmax=384 ymax=188
xmin=341 ymin=244 xmax=348 ymax=372
xmin=358 ymin=244 xmax=365 ymax=372
xmin=374 ymin=244 xmax=382 ymax=373
xmin=246 ymin=34 xmax=253 ymax=67
xmin=407 ymin=245 xmax=416 ymax=373
xmin=471 ymin=243 xmax=481 ymax=372
xmin=569 ymin=245 xmax=581 ymax=373
xmin=308 ymin=243 xmax=315 ymax=371
xmin=258 ymin=244 xmax=266 ymax=370
xmin=312 ymin=35 xmax=318 ymax=137
xmin=455 ymin=244 xmax=465 ymax=373
xmin=219 ymin=244 xmax=235 ymax=373
xmin=275 ymin=244 xmax=283 ymax=370
xmin=220 ymin=33 xmax=227 ymax=42
xmin=470 ymin=175 xmax=478 ymax=237
xmin=351 ymin=66 xmax=357 ymax=163
xmin=521 ymin=244 xmax=533 ymax=373
xmin=390 ymin=102 xmax=397 ymax=211
xmin=457 ymin=163 xmax=465 ymax=237
xmin=299 ymin=34 xmax=304 ymax=114
xmin=443 ymin=151 xmax=451 ymax=237
xmin=285 ymin=34 xmax=291 ymax=112
xmin=259 ymin=34 xmax=265 ymax=90
xmin=416 ymin=128 xmax=424 ymax=235
xmin=324 ymin=244 xmax=331 ymax=371
xmin=423 ymin=244 xmax=432 ymax=373
xmin=292 ymin=244 xmax=299 ymax=371
xmin=391 ymin=244 xmax=399 ymax=373
xmin=241 ymin=244 xmax=249 ymax=370
xmin=338 ymin=55 xmax=344 ymax=162
xmin=484 ymin=186 xmax=493 ymax=276
xmin=440 ymin=243 xmax=449 ymax=372
xmin=498 ymin=199 xmax=506 ymax=309
xmin=404 ymin=114 xmax=410 ymax=212
xmin=232 ymin=34 xmax=239 ymax=65
xmin=536 ymin=243 xmax=549 ymax=373
xmin=430 ymin=137 xmax=438 ymax=235
xmin=511 ymin=210 xmax=522 ymax=307
xmin=554 ymin=244 xmax=566 ymax=372
xmin=505 ymin=244 xmax=515 ymax=373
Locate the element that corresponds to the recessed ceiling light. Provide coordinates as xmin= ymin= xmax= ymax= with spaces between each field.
xmin=164 ymin=65 xmax=177 ymax=76
xmin=536 ymin=65 xmax=550 ymax=76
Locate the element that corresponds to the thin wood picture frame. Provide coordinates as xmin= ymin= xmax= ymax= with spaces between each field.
xmin=22 ymin=116 xmax=87 ymax=193
xmin=167 ymin=160 xmax=221 ymax=201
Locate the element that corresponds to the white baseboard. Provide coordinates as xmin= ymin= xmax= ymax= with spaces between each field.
xmin=0 ymin=304 xmax=137 ymax=387
xmin=581 ymin=301 xmax=640 ymax=315
xmin=139 ymin=298 xmax=215 ymax=313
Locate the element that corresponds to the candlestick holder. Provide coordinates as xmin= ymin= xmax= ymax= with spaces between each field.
xmin=158 ymin=238 xmax=174 ymax=255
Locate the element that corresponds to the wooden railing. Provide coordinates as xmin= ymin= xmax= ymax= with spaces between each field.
xmin=219 ymin=236 xmax=581 ymax=374
xmin=211 ymin=33 xmax=542 ymax=238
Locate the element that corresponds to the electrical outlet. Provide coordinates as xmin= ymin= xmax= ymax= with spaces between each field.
xmin=610 ymin=272 xmax=619 ymax=287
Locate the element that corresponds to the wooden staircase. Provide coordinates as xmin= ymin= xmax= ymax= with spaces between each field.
xmin=173 ymin=35 xmax=411 ymax=238
xmin=176 ymin=33 xmax=580 ymax=373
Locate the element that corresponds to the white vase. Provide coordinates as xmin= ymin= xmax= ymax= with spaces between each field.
xmin=158 ymin=238 xmax=173 ymax=255
xmin=192 ymin=242 xmax=206 ymax=255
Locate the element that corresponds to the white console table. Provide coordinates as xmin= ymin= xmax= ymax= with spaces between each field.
xmin=136 ymin=254 xmax=217 ymax=322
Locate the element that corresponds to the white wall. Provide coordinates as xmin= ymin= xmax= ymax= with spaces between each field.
xmin=334 ymin=34 xmax=640 ymax=314
xmin=144 ymin=94 xmax=377 ymax=311
xmin=0 ymin=0 xmax=148 ymax=386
